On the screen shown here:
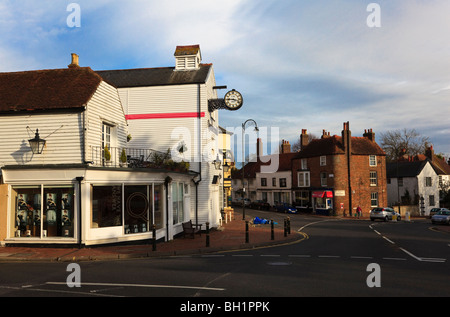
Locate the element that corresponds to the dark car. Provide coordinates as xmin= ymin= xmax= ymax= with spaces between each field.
xmin=274 ymin=203 xmax=297 ymax=214
xmin=250 ymin=200 xmax=271 ymax=210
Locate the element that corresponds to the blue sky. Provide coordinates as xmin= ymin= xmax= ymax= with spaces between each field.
xmin=1 ymin=0 xmax=450 ymax=158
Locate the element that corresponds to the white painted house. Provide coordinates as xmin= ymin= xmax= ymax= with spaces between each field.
xmin=386 ymin=160 xmax=440 ymax=216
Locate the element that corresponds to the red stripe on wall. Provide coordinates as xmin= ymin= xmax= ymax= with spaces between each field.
xmin=125 ymin=112 xmax=205 ymax=120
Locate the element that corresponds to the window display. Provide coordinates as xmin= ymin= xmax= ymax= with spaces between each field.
xmin=12 ymin=186 xmax=74 ymax=238
xmin=92 ymin=185 xmax=123 ymax=228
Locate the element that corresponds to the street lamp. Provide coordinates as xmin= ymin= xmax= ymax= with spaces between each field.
xmin=242 ymin=119 xmax=259 ymax=220
xmin=28 ymin=129 xmax=46 ymax=154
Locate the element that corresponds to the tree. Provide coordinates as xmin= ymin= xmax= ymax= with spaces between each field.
xmin=379 ymin=128 xmax=430 ymax=162
xmin=291 ymin=133 xmax=318 ymax=152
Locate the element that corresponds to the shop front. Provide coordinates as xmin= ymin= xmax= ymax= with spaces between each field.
xmin=2 ymin=166 xmax=193 ymax=246
xmin=312 ymin=190 xmax=334 ymax=215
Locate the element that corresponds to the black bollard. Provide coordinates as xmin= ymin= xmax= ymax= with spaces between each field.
xmin=271 ymin=219 xmax=274 ymax=240
xmin=287 ymin=217 xmax=291 ymax=235
xmin=206 ymin=222 xmax=210 ymax=247
xmin=284 ymin=218 xmax=287 ymax=237
xmin=245 ymin=221 xmax=249 ymax=243
xmin=152 ymin=224 xmax=157 ymax=251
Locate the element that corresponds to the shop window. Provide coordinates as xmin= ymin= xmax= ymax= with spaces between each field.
xmin=12 ymin=186 xmax=74 ymax=238
xmin=124 ymin=185 xmax=150 ymax=234
xmin=172 ymin=182 xmax=184 ymax=225
xmin=154 ymin=184 xmax=163 ymax=229
xmin=92 ymin=185 xmax=122 ymax=228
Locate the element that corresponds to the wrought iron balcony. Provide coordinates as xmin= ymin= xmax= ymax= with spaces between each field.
xmin=90 ymin=146 xmax=190 ymax=172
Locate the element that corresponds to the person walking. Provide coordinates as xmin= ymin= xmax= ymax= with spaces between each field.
xmin=356 ymin=206 xmax=362 ymax=218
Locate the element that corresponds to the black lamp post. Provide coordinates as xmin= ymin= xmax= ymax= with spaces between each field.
xmin=242 ymin=119 xmax=259 ymax=220
xmin=28 ymin=129 xmax=46 ymax=154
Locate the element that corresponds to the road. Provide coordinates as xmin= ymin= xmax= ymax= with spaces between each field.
xmin=1 ymin=209 xmax=449 ymax=303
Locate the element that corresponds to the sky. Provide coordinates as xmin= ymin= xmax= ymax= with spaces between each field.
xmin=1 ymin=0 xmax=449 ymax=159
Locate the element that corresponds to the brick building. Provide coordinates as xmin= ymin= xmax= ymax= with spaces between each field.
xmin=291 ymin=122 xmax=387 ymax=216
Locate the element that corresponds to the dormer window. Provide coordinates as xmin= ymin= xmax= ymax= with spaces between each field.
xmin=174 ymin=45 xmax=201 ymax=71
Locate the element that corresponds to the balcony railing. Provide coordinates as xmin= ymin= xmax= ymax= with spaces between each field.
xmin=90 ymin=146 xmax=190 ymax=172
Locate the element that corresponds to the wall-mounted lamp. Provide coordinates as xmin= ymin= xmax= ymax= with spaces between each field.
xmin=213 ymin=155 xmax=222 ymax=170
xmin=28 ymin=129 xmax=46 ymax=154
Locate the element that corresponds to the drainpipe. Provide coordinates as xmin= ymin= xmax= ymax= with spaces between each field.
xmin=76 ymin=176 xmax=84 ymax=248
xmin=191 ymin=84 xmax=202 ymax=227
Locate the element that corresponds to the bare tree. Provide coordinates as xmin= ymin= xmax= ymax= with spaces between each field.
xmin=380 ymin=128 xmax=430 ymax=162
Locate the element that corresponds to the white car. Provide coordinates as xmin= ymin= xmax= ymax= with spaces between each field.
xmin=370 ymin=207 xmax=401 ymax=222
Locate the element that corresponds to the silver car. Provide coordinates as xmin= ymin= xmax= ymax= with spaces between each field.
xmin=370 ymin=207 xmax=401 ymax=222
xmin=431 ymin=209 xmax=450 ymax=225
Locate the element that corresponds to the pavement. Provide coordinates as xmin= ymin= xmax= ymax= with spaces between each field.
xmin=0 ymin=212 xmax=448 ymax=263
xmin=0 ymin=211 xmax=303 ymax=262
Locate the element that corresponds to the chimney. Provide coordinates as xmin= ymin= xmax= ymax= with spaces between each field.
xmin=363 ymin=128 xmax=375 ymax=142
xmin=321 ymin=130 xmax=331 ymax=139
xmin=342 ymin=121 xmax=351 ymax=152
xmin=425 ymin=145 xmax=434 ymax=161
xmin=300 ymin=129 xmax=309 ymax=151
xmin=256 ymin=138 xmax=263 ymax=161
xmin=68 ymin=53 xmax=79 ymax=68
xmin=280 ymin=140 xmax=291 ymax=154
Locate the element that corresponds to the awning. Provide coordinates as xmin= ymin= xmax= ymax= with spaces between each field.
xmin=312 ymin=191 xmax=333 ymax=198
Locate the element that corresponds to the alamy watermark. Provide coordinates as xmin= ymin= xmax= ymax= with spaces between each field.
xmin=66 ymin=3 xmax=81 ymax=28
xmin=367 ymin=3 xmax=381 ymax=28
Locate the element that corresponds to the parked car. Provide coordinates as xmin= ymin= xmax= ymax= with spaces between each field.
xmin=232 ymin=198 xmax=251 ymax=207
xmin=274 ymin=203 xmax=297 ymax=214
xmin=370 ymin=207 xmax=401 ymax=222
xmin=429 ymin=207 xmax=450 ymax=218
xmin=431 ymin=209 xmax=450 ymax=225
xmin=250 ymin=200 xmax=271 ymax=210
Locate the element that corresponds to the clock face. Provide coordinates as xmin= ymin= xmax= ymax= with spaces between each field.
xmin=224 ymin=90 xmax=243 ymax=110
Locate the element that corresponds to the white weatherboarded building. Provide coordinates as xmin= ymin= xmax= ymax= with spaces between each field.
xmin=97 ymin=45 xmax=223 ymax=228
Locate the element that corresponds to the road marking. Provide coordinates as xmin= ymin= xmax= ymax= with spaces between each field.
xmin=382 ymin=257 xmax=406 ymax=261
xmin=288 ymin=255 xmax=311 ymax=258
xmin=318 ymin=255 xmax=340 ymax=258
xmin=231 ymin=254 xmax=253 ymax=257
xmin=350 ymin=256 xmax=373 ymax=259
xmin=46 ymin=282 xmax=225 ymax=291
xmin=399 ymin=248 xmax=446 ymax=263
xmin=260 ymin=254 xmax=280 ymax=257
xmin=382 ymin=236 xmax=395 ymax=244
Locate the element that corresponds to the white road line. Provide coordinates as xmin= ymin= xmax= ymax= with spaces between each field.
xmin=382 ymin=257 xmax=406 ymax=261
xmin=350 ymin=256 xmax=373 ymax=259
xmin=260 ymin=254 xmax=280 ymax=257
xmin=46 ymin=282 xmax=225 ymax=291
xmin=288 ymin=255 xmax=311 ymax=258
xmin=318 ymin=255 xmax=340 ymax=258
xmin=231 ymin=254 xmax=253 ymax=257
xmin=382 ymin=236 xmax=395 ymax=244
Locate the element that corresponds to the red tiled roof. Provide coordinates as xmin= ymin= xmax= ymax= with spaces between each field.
xmin=233 ymin=152 xmax=298 ymax=178
xmin=294 ymin=135 xmax=385 ymax=158
xmin=0 ymin=67 xmax=102 ymax=113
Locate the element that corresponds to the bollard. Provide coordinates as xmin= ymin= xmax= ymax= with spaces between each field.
xmin=284 ymin=218 xmax=287 ymax=237
xmin=287 ymin=217 xmax=291 ymax=234
xmin=152 ymin=224 xmax=157 ymax=251
xmin=206 ymin=222 xmax=210 ymax=247
xmin=271 ymin=220 xmax=274 ymax=240
xmin=245 ymin=221 xmax=249 ymax=243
